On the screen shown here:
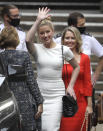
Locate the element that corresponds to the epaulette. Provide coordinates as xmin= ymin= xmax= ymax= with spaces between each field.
xmin=54 ymin=32 xmax=62 ymax=39
xmin=83 ymin=32 xmax=92 ymax=37
xmin=16 ymin=26 xmax=24 ymax=32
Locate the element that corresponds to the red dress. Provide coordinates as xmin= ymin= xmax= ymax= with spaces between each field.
xmin=60 ymin=53 xmax=92 ymax=131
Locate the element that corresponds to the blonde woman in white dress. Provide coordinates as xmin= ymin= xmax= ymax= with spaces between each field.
xmin=26 ymin=7 xmax=80 ymax=131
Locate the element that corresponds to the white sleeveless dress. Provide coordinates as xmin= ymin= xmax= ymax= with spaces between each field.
xmin=33 ymin=44 xmax=74 ymax=131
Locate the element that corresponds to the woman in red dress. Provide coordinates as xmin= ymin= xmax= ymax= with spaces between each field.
xmin=60 ymin=26 xmax=93 ymax=131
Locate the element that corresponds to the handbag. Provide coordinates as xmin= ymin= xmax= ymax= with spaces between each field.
xmin=62 ymin=94 xmax=78 ymax=117
xmin=8 ymin=64 xmax=27 ymax=79
xmin=0 ymin=54 xmax=27 ymax=81
xmin=95 ymin=92 xmax=103 ymax=123
xmin=61 ymin=45 xmax=78 ymax=117
xmin=81 ymin=89 xmax=97 ymax=131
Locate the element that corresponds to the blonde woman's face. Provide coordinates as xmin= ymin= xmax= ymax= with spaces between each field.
xmin=38 ymin=25 xmax=54 ymax=45
xmin=63 ymin=31 xmax=77 ymax=50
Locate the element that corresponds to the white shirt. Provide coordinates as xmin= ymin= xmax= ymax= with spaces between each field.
xmin=81 ymin=34 xmax=103 ymax=57
xmin=53 ymin=34 xmax=103 ymax=57
xmin=0 ymin=24 xmax=27 ymax=51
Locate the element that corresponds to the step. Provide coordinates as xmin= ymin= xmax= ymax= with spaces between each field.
xmin=16 ymin=10 xmax=103 ymax=33
xmin=20 ymin=11 xmax=103 ymax=23
xmin=95 ymin=82 xmax=103 ymax=91
xmin=91 ymin=55 xmax=100 ymax=62
xmin=18 ymin=21 xmax=103 ymax=33
xmin=1 ymin=9 xmax=103 ymax=32
xmin=91 ymin=62 xmax=103 ymax=72
xmin=16 ymin=10 xmax=103 ymax=44
xmin=0 ymin=2 xmax=100 ymax=10
xmin=0 ymin=0 xmax=101 ymax=2
xmin=91 ymin=33 xmax=103 ymax=45
xmin=97 ymin=73 xmax=103 ymax=81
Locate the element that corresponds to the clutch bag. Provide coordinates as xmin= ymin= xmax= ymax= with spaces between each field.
xmin=62 ymin=94 xmax=78 ymax=117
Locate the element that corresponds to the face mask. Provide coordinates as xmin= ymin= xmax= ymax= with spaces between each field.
xmin=8 ymin=17 xmax=20 ymax=27
xmin=77 ymin=26 xmax=86 ymax=34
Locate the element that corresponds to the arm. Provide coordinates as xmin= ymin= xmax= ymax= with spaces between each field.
xmin=92 ymin=56 xmax=103 ymax=86
xmin=26 ymin=7 xmax=50 ymax=54
xmin=90 ymin=37 xmax=103 ymax=85
xmin=66 ymin=58 xmax=80 ymax=99
xmin=86 ymin=96 xmax=93 ymax=114
xmin=25 ymin=52 xmax=43 ymax=105
xmin=25 ymin=52 xmax=43 ymax=118
xmin=83 ymin=55 xmax=93 ymax=114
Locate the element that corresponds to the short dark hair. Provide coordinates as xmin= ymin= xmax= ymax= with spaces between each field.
xmin=67 ymin=12 xmax=85 ymax=27
xmin=1 ymin=4 xmax=18 ymax=19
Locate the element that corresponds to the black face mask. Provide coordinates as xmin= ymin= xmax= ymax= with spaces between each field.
xmin=77 ymin=26 xmax=86 ymax=34
xmin=8 ymin=17 xmax=20 ymax=27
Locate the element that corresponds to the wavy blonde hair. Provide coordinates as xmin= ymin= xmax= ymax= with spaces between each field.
xmin=0 ymin=26 xmax=19 ymax=49
xmin=61 ymin=26 xmax=82 ymax=53
xmin=37 ymin=17 xmax=54 ymax=32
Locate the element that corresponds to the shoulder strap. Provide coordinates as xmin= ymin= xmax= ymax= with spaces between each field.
xmin=61 ymin=45 xmax=69 ymax=83
xmin=61 ymin=45 xmax=64 ymax=65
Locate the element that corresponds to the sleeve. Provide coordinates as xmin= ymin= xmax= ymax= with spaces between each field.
xmin=90 ymin=36 xmax=103 ymax=57
xmin=17 ymin=30 xmax=28 ymax=51
xmin=53 ymin=37 xmax=61 ymax=45
xmin=24 ymin=52 xmax=43 ymax=106
xmin=31 ymin=43 xmax=38 ymax=61
xmin=63 ymin=45 xmax=74 ymax=61
xmin=21 ymin=32 xmax=28 ymax=52
xmin=83 ymin=55 xmax=92 ymax=96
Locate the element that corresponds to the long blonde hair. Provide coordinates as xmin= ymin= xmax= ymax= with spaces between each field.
xmin=61 ymin=26 xmax=82 ymax=53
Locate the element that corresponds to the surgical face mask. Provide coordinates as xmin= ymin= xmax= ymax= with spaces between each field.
xmin=77 ymin=26 xmax=86 ymax=34
xmin=8 ymin=17 xmax=20 ymax=27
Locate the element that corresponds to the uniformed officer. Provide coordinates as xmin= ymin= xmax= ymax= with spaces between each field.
xmin=0 ymin=4 xmax=27 ymax=51
xmin=54 ymin=12 xmax=103 ymax=86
